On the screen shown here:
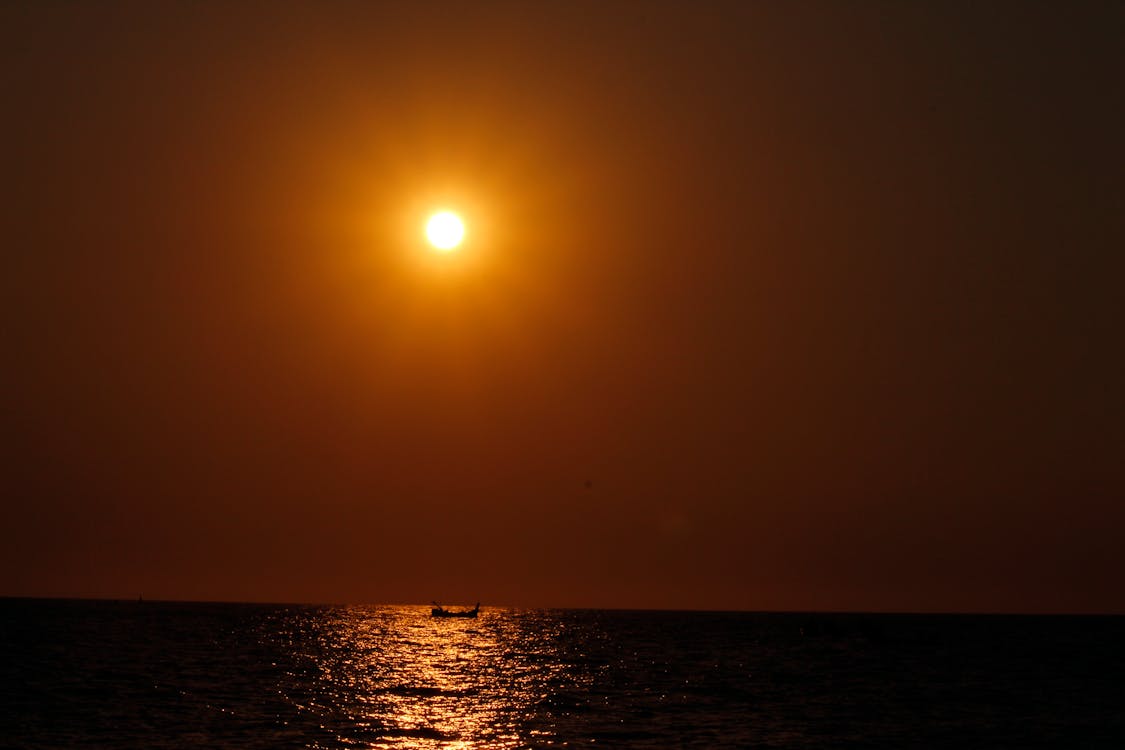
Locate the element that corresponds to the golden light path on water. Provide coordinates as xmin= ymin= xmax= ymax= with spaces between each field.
xmin=276 ymin=605 xmax=597 ymax=748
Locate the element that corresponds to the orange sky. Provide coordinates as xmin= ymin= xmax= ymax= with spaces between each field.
xmin=4 ymin=1 xmax=1124 ymax=612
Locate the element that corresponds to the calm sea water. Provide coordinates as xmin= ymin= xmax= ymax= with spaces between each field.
xmin=1 ymin=600 xmax=1123 ymax=748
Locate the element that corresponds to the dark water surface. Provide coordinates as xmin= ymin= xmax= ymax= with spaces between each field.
xmin=2 ymin=600 xmax=1123 ymax=748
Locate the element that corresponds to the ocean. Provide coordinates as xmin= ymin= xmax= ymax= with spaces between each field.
xmin=1 ymin=599 xmax=1122 ymax=748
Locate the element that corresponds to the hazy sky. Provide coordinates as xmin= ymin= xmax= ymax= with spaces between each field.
xmin=4 ymin=1 xmax=1123 ymax=612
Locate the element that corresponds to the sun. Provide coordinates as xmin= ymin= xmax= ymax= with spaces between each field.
xmin=425 ymin=211 xmax=465 ymax=252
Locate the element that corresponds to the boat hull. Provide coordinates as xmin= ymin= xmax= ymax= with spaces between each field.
xmin=431 ymin=605 xmax=480 ymax=618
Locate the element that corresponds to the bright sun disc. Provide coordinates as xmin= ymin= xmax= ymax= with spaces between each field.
xmin=425 ymin=211 xmax=465 ymax=251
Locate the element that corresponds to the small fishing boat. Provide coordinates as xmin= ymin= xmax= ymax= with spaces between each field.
xmin=431 ymin=602 xmax=480 ymax=618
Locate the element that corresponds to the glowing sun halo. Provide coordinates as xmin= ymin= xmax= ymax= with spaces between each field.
xmin=425 ymin=211 xmax=465 ymax=251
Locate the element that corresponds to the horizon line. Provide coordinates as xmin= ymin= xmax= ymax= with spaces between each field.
xmin=2 ymin=594 xmax=1123 ymax=617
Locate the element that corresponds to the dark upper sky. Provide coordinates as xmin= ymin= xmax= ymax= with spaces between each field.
xmin=3 ymin=1 xmax=1123 ymax=612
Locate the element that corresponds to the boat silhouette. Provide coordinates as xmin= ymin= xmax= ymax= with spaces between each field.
xmin=431 ymin=602 xmax=480 ymax=618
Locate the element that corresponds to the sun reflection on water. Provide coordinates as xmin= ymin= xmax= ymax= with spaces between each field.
xmin=275 ymin=605 xmax=592 ymax=748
